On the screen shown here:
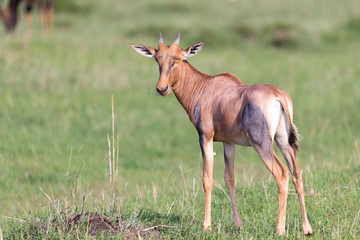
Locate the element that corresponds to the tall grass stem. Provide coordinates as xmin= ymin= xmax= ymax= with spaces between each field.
xmin=108 ymin=93 xmax=119 ymax=212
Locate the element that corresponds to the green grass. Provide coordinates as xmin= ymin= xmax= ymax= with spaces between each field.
xmin=1 ymin=0 xmax=360 ymax=238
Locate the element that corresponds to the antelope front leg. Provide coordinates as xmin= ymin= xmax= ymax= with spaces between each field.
xmin=200 ymin=136 xmax=214 ymax=230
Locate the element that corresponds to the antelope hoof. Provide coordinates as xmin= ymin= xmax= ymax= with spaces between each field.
xmin=276 ymin=228 xmax=286 ymax=236
xmin=303 ymin=223 xmax=313 ymax=236
xmin=202 ymin=223 xmax=211 ymax=231
xmin=233 ymin=218 xmax=243 ymax=230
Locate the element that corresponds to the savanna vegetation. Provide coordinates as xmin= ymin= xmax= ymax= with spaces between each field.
xmin=0 ymin=0 xmax=359 ymax=238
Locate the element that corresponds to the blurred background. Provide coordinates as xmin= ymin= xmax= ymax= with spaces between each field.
xmin=0 ymin=0 xmax=359 ymax=235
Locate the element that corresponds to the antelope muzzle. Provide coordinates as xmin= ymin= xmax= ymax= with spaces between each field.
xmin=156 ymin=85 xmax=169 ymax=95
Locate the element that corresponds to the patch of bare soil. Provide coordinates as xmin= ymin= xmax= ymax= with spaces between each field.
xmin=47 ymin=211 xmax=172 ymax=239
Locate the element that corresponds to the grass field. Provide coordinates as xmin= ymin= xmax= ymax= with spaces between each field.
xmin=1 ymin=0 xmax=360 ymax=238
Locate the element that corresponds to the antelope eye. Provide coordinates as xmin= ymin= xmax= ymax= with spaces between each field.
xmin=155 ymin=56 xmax=163 ymax=62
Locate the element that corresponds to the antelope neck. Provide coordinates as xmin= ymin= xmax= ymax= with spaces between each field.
xmin=171 ymin=61 xmax=210 ymax=117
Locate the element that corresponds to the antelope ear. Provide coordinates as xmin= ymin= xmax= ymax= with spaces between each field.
xmin=130 ymin=44 xmax=156 ymax=58
xmin=183 ymin=42 xmax=204 ymax=59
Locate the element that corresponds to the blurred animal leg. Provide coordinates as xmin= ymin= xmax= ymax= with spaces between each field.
xmin=25 ymin=0 xmax=34 ymax=33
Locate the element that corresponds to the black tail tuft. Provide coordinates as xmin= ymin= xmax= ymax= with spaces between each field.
xmin=289 ymin=124 xmax=300 ymax=151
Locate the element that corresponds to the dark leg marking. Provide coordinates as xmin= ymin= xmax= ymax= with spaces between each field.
xmin=242 ymin=102 xmax=272 ymax=150
xmin=193 ymin=103 xmax=204 ymax=154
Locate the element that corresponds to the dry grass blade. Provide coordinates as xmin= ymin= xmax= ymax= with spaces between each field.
xmin=167 ymin=202 xmax=175 ymax=217
xmin=350 ymin=208 xmax=360 ymax=235
xmin=107 ymin=134 xmax=112 ymax=192
xmin=304 ymin=190 xmax=322 ymax=196
xmin=112 ymin=93 xmax=116 ymax=190
xmin=142 ymin=225 xmax=175 ymax=232
xmin=355 ymin=139 xmax=360 ymax=163
xmin=107 ymin=93 xmax=120 ymax=212
xmin=214 ymin=180 xmax=231 ymax=202
xmin=2 ymin=216 xmax=28 ymax=223
xmin=152 ymin=182 xmax=158 ymax=206
xmin=217 ymin=220 xmax=221 ymax=236
xmin=39 ymin=187 xmax=64 ymax=227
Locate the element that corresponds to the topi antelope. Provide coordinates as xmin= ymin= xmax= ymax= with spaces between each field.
xmin=130 ymin=32 xmax=312 ymax=236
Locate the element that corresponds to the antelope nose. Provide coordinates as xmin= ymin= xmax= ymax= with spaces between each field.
xmin=156 ymin=85 xmax=168 ymax=95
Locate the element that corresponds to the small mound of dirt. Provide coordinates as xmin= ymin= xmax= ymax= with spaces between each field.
xmin=50 ymin=211 xmax=164 ymax=239
xmin=65 ymin=212 xmax=121 ymax=236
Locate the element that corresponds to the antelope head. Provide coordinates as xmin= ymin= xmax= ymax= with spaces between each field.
xmin=131 ymin=32 xmax=204 ymax=96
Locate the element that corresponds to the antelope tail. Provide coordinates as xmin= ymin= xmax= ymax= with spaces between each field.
xmin=278 ymin=97 xmax=300 ymax=151
xmin=289 ymin=122 xmax=299 ymax=151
